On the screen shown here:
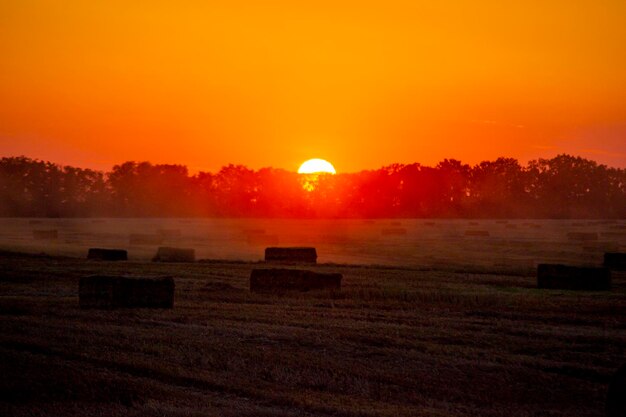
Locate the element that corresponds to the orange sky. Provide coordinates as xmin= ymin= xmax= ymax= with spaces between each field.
xmin=1 ymin=0 xmax=625 ymax=172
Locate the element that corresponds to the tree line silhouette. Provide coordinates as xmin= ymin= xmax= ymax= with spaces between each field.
xmin=0 ymin=155 xmax=624 ymax=218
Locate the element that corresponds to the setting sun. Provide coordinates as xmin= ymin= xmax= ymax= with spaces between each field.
xmin=298 ymin=159 xmax=337 ymax=175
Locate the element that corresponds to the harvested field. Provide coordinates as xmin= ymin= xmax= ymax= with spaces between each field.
xmin=152 ymin=247 xmax=196 ymax=263
xmin=464 ymin=230 xmax=490 ymax=237
xmin=265 ymin=247 xmax=317 ymax=263
xmin=2 ymin=218 xmax=625 ymax=270
xmin=87 ymin=248 xmax=128 ymax=261
xmin=567 ymin=232 xmax=599 ymax=241
xmin=79 ymin=275 xmax=175 ymax=308
xmin=32 ymin=229 xmax=58 ymax=240
xmin=537 ymin=264 xmax=611 ymax=291
xmin=250 ymin=268 xmax=341 ymax=292
xmin=604 ymin=253 xmax=626 ymax=271
xmin=129 ymin=234 xmax=164 ymax=246
xmin=0 ymin=249 xmax=625 ymax=416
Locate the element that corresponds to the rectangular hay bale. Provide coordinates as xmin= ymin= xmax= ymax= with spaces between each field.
xmin=152 ymin=247 xmax=195 ymax=262
xmin=87 ymin=248 xmax=128 ymax=261
xmin=265 ymin=247 xmax=317 ymax=263
xmin=250 ymin=268 xmax=341 ymax=292
xmin=32 ymin=229 xmax=58 ymax=240
xmin=604 ymin=253 xmax=626 ymax=271
xmin=537 ymin=264 xmax=610 ymax=291
xmin=567 ymin=232 xmax=598 ymax=241
xmin=464 ymin=230 xmax=490 ymax=237
xmin=79 ymin=275 xmax=174 ymax=308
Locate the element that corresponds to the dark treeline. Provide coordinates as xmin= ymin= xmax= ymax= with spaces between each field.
xmin=1 ymin=155 xmax=624 ymax=218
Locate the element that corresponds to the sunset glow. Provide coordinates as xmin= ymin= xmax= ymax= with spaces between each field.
xmin=0 ymin=1 xmax=625 ymax=170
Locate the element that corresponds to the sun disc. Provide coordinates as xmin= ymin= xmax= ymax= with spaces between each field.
xmin=298 ymin=158 xmax=336 ymax=174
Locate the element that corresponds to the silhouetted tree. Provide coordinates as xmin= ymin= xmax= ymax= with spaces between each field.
xmin=1 ymin=154 xmax=624 ymax=218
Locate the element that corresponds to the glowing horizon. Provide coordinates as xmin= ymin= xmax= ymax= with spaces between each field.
xmin=1 ymin=1 xmax=625 ymax=171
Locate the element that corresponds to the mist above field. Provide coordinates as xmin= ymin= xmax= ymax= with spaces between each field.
xmin=0 ymin=154 xmax=624 ymax=218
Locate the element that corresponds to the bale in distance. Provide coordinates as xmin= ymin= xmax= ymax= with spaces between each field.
xmin=582 ymin=242 xmax=620 ymax=254
xmin=250 ymin=268 xmax=341 ymax=292
xmin=79 ymin=275 xmax=174 ymax=309
xmin=152 ymin=247 xmax=195 ymax=263
xmin=602 ymin=231 xmax=626 ymax=239
xmin=157 ymin=229 xmax=182 ymax=239
xmin=265 ymin=247 xmax=317 ymax=263
xmin=537 ymin=264 xmax=610 ymax=291
xmin=607 ymin=364 xmax=626 ymax=417
xmin=32 ymin=230 xmax=58 ymax=240
xmin=87 ymin=248 xmax=128 ymax=261
xmin=567 ymin=232 xmax=598 ymax=241
xmin=604 ymin=253 xmax=626 ymax=271
xmin=129 ymin=234 xmax=164 ymax=245
xmin=464 ymin=230 xmax=490 ymax=237
xmin=381 ymin=228 xmax=407 ymax=236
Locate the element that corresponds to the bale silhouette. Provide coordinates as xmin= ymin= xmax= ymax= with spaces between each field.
xmin=537 ymin=264 xmax=610 ymax=291
xmin=87 ymin=248 xmax=127 ymax=261
xmin=607 ymin=364 xmax=626 ymax=417
xmin=604 ymin=253 xmax=626 ymax=271
xmin=79 ymin=275 xmax=174 ymax=308
xmin=32 ymin=230 xmax=58 ymax=240
xmin=582 ymin=242 xmax=620 ymax=254
xmin=157 ymin=229 xmax=182 ymax=238
xmin=381 ymin=228 xmax=407 ymax=236
xmin=602 ymin=231 xmax=626 ymax=239
xmin=464 ymin=230 xmax=490 ymax=237
xmin=265 ymin=247 xmax=317 ymax=263
xmin=567 ymin=232 xmax=598 ymax=241
xmin=129 ymin=234 xmax=164 ymax=245
xmin=152 ymin=247 xmax=195 ymax=262
xmin=250 ymin=268 xmax=341 ymax=292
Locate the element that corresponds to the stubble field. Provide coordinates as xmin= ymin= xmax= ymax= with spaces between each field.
xmin=1 ymin=218 xmax=625 ymax=416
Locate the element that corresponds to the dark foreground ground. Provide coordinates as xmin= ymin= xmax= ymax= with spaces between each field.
xmin=0 ymin=251 xmax=625 ymax=417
